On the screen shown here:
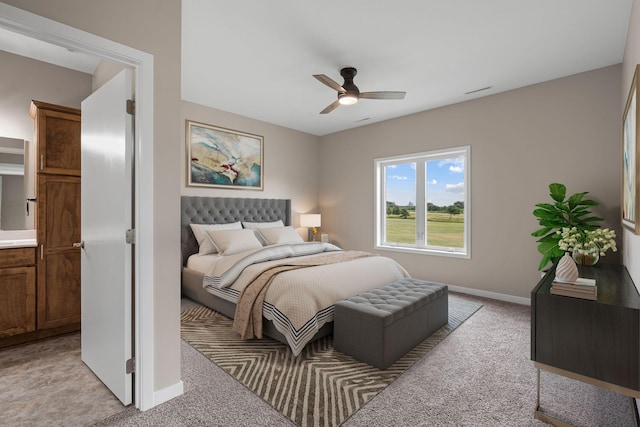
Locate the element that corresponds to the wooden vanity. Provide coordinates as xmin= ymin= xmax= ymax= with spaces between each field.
xmin=0 ymin=247 xmax=36 ymax=338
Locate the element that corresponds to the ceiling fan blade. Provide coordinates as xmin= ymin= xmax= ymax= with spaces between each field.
xmin=320 ymin=100 xmax=341 ymax=114
xmin=313 ymin=74 xmax=346 ymax=93
xmin=360 ymin=91 xmax=406 ymax=100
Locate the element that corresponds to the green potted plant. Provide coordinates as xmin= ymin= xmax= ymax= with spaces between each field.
xmin=531 ymin=183 xmax=603 ymax=271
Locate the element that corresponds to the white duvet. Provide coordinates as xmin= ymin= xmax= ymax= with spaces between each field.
xmin=201 ymin=242 xmax=409 ymax=355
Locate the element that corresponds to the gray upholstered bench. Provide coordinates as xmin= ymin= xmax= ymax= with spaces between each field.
xmin=333 ymin=278 xmax=448 ymax=369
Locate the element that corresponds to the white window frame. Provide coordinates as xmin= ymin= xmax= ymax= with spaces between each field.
xmin=374 ymin=145 xmax=471 ymax=259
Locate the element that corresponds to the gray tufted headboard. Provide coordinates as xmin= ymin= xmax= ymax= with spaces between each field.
xmin=180 ymin=196 xmax=291 ymax=266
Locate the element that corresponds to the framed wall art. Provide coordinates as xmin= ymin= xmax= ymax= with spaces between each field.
xmin=186 ymin=120 xmax=263 ymax=190
xmin=623 ymin=65 xmax=640 ymax=234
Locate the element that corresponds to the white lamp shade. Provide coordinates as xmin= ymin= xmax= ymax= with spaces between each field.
xmin=300 ymin=214 xmax=321 ymax=228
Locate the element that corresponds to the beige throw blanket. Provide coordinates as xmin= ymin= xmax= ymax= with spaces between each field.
xmin=232 ymin=251 xmax=374 ymax=340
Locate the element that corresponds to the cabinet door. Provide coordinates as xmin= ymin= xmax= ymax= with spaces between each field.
xmin=0 ymin=266 xmax=36 ymax=337
xmin=37 ymin=174 xmax=81 ymax=330
xmin=31 ymin=101 xmax=81 ymax=176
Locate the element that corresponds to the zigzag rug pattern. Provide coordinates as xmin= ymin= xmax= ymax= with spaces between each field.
xmin=181 ymin=295 xmax=482 ymax=427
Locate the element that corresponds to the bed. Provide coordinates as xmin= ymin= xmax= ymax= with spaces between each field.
xmin=181 ymin=196 xmax=409 ymax=355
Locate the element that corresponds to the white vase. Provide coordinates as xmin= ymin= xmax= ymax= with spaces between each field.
xmin=556 ymin=252 xmax=579 ymax=282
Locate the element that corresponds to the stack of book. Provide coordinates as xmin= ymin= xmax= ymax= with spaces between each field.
xmin=551 ymin=277 xmax=597 ymax=300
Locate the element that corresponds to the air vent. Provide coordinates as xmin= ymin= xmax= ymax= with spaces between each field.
xmin=354 ymin=117 xmax=371 ymax=123
xmin=465 ymin=86 xmax=493 ymax=95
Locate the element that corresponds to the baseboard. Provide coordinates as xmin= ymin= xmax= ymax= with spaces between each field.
xmin=447 ymin=284 xmax=530 ymax=306
xmin=152 ymin=380 xmax=184 ymax=407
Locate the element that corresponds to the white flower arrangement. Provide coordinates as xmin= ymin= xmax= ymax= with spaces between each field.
xmin=557 ymin=227 xmax=617 ymax=257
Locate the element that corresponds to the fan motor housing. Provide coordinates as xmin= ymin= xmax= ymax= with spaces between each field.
xmin=340 ymin=67 xmax=360 ymax=94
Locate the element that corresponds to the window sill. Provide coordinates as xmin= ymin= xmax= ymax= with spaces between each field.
xmin=375 ymin=244 xmax=470 ymax=259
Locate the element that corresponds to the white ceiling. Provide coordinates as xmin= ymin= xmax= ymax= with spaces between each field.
xmin=182 ymin=0 xmax=634 ymax=136
xmin=0 ymin=1 xmax=633 ymax=137
xmin=0 ymin=26 xmax=99 ymax=74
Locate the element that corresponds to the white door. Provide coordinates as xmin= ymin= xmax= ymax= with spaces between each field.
xmin=80 ymin=69 xmax=134 ymax=405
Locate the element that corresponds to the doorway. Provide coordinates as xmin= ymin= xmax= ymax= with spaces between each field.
xmin=0 ymin=3 xmax=156 ymax=410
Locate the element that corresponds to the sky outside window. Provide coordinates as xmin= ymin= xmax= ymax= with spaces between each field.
xmin=385 ymin=157 xmax=465 ymax=206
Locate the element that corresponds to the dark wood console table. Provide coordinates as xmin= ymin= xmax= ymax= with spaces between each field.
xmin=531 ymin=263 xmax=640 ymax=426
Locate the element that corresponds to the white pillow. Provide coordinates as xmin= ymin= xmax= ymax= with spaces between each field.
xmin=242 ymin=220 xmax=285 ymax=244
xmin=206 ymin=228 xmax=263 ymax=255
xmin=241 ymin=220 xmax=284 ymax=230
xmin=257 ymin=226 xmax=304 ymax=245
xmin=190 ymin=222 xmax=242 ymax=255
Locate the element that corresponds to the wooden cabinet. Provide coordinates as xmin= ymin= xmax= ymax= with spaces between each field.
xmin=37 ymin=174 xmax=81 ymax=330
xmin=31 ymin=100 xmax=81 ymax=334
xmin=0 ymin=247 xmax=36 ymax=338
xmin=531 ymin=263 xmax=640 ymax=423
xmin=30 ymin=100 xmax=81 ymax=176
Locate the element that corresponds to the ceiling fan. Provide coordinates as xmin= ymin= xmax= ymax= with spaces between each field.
xmin=313 ymin=67 xmax=406 ymax=114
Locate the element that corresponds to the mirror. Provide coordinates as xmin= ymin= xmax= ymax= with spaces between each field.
xmin=0 ymin=137 xmax=33 ymax=230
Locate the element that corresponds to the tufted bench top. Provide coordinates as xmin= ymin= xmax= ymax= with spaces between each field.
xmin=337 ymin=278 xmax=448 ymax=326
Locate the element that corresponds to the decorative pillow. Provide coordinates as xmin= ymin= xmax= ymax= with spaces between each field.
xmin=242 ymin=220 xmax=285 ymax=244
xmin=257 ymin=226 xmax=304 ymax=245
xmin=190 ymin=222 xmax=242 ymax=255
xmin=206 ymin=228 xmax=263 ymax=255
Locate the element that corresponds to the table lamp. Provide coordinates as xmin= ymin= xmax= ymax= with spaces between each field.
xmin=300 ymin=214 xmax=321 ymax=241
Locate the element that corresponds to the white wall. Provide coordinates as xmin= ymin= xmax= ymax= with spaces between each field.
xmin=622 ymin=0 xmax=640 ymax=289
xmin=319 ymin=65 xmax=622 ymax=299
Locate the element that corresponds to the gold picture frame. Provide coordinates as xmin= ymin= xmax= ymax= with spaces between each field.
xmin=623 ymin=65 xmax=640 ymax=234
xmin=186 ymin=120 xmax=263 ymax=190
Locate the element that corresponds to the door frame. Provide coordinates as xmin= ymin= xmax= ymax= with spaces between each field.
xmin=0 ymin=3 xmax=156 ymax=410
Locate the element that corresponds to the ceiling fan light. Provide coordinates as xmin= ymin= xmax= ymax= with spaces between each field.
xmin=339 ymin=94 xmax=358 ymax=105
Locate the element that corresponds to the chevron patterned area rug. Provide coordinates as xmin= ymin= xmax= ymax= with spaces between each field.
xmin=181 ymin=294 xmax=482 ymax=427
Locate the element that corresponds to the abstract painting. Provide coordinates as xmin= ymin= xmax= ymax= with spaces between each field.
xmin=623 ymin=66 xmax=640 ymax=234
xmin=187 ymin=120 xmax=263 ymax=190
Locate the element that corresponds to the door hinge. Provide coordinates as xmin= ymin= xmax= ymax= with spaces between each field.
xmin=126 ymin=99 xmax=135 ymax=116
xmin=126 ymin=229 xmax=135 ymax=244
xmin=126 ymin=357 xmax=135 ymax=374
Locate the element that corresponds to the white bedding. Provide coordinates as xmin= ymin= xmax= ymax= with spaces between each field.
xmin=200 ymin=242 xmax=409 ymax=355
xmin=187 ymin=253 xmax=222 ymax=273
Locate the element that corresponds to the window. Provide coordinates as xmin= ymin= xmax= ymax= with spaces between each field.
xmin=375 ymin=146 xmax=470 ymax=258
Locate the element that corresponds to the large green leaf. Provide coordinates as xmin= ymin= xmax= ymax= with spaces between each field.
xmin=567 ymin=192 xmax=586 ymax=210
xmin=555 ymin=201 xmax=571 ymax=210
xmin=531 ymin=226 xmax=554 ymax=237
xmin=536 ymin=240 xmax=564 ymax=271
xmin=536 ymin=233 xmax=560 ymax=243
xmin=533 ymin=209 xmax=560 ymax=220
xmin=549 ymin=183 xmax=566 ymax=202
xmin=534 ymin=203 xmax=558 ymax=211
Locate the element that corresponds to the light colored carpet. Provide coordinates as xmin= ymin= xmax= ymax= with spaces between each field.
xmin=92 ymin=294 xmax=636 ymax=427
xmin=179 ymin=295 xmax=482 ymax=426
xmin=0 ymin=333 xmax=126 ymax=427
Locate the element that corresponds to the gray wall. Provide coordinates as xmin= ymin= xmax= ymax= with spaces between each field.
xmin=319 ymin=65 xmax=622 ymax=300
